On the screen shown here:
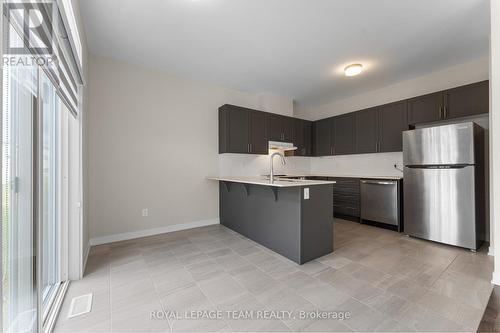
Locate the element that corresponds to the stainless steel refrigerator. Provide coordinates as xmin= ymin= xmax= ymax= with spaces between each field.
xmin=402 ymin=122 xmax=485 ymax=250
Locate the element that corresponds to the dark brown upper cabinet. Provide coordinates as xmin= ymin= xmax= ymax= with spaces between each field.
xmin=334 ymin=114 xmax=356 ymax=155
xmin=220 ymin=105 xmax=249 ymax=153
xmin=282 ymin=117 xmax=294 ymax=142
xmin=378 ymin=100 xmax=408 ymax=152
xmin=248 ymin=111 xmax=268 ymax=154
xmin=445 ymin=80 xmax=489 ymax=119
xmin=293 ymin=119 xmax=312 ymax=156
xmin=354 ymin=101 xmax=408 ymax=154
xmin=267 ymin=114 xmax=294 ymax=142
xmin=407 ymin=92 xmax=443 ymax=124
xmin=355 ymin=108 xmax=378 ymax=154
xmin=303 ymin=120 xmax=312 ymax=156
xmin=267 ymin=114 xmax=283 ymax=141
xmin=219 ymin=81 xmax=488 ymax=156
xmin=219 ymin=104 xmax=268 ymax=154
xmin=314 ymin=118 xmax=334 ymax=156
xmin=408 ymin=80 xmax=489 ymax=125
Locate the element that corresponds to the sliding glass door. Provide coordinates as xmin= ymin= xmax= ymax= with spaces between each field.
xmin=2 ymin=26 xmax=63 ymax=333
xmin=40 ymin=72 xmax=61 ymax=321
xmin=2 ymin=1 xmax=83 ymax=330
xmin=1 ymin=51 xmax=39 ymax=332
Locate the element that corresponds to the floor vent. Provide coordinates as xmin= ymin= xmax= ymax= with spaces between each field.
xmin=67 ymin=293 xmax=93 ymax=319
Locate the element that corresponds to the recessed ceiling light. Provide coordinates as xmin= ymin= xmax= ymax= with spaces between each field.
xmin=344 ymin=63 xmax=363 ymax=77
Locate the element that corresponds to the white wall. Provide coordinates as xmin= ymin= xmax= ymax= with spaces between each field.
xmin=490 ymin=0 xmax=500 ymax=284
xmin=87 ymin=55 xmax=301 ymax=242
xmin=65 ymin=0 xmax=90 ymax=279
xmin=295 ymin=57 xmax=489 ymax=178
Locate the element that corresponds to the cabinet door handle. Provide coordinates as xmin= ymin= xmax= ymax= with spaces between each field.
xmin=443 ymin=106 xmax=447 ymax=118
xmin=361 ymin=180 xmax=396 ymax=185
xmin=439 ymin=106 xmax=443 ymax=119
xmin=249 ymin=143 xmax=252 ymax=152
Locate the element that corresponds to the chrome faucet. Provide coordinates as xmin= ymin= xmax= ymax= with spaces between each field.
xmin=269 ymin=151 xmax=286 ymax=183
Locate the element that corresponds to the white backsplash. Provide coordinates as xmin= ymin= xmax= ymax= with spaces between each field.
xmin=218 ymin=154 xmax=311 ymax=177
xmin=310 ymin=152 xmax=404 ymax=177
xmin=218 ymin=152 xmax=403 ymax=177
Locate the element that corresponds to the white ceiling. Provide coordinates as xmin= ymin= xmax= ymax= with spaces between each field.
xmin=80 ymin=0 xmax=490 ymax=108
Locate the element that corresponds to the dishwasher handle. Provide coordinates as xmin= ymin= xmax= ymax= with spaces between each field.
xmin=361 ymin=180 xmax=396 ymax=185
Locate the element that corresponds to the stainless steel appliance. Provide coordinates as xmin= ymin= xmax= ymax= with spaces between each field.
xmin=402 ymin=122 xmax=485 ymax=250
xmin=361 ymin=179 xmax=400 ymax=229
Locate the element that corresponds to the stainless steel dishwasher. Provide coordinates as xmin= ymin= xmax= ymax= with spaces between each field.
xmin=360 ymin=179 xmax=401 ymax=229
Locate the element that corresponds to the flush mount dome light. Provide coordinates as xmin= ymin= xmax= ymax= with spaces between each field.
xmin=344 ymin=63 xmax=363 ymax=77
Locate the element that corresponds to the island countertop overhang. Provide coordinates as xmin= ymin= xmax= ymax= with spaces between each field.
xmin=207 ymin=176 xmax=336 ymax=187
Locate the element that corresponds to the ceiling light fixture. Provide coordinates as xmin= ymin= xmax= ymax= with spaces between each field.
xmin=344 ymin=63 xmax=363 ymax=77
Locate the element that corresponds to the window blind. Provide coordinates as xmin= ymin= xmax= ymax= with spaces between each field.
xmin=3 ymin=0 xmax=83 ymax=116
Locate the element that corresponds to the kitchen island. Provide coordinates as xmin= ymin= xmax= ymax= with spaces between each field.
xmin=208 ymin=176 xmax=336 ymax=264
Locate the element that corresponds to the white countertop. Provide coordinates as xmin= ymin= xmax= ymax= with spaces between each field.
xmin=207 ymin=176 xmax=337 ymax=188
xmin=279 ymin=173 xmax=403 ymax=180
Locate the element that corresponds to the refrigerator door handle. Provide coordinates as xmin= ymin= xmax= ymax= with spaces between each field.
xmin=405 ymin=165 xmax=470 ymax=169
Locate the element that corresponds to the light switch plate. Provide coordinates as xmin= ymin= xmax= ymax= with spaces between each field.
xmin=304 ymin=188 xmax=309 ymax=200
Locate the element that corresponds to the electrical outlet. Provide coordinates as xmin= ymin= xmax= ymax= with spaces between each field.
xmin=394 ymin=163 xmax=403 ymax=172
xmin=142 ymin=208 xmax=149 ymax=217
xmin=304 ymin=188 xmax=310 ymax=200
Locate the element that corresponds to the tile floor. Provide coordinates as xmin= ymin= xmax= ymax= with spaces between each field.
xmin=478 ymin=286 xmax=500 ymax=332
xmin=54 ymin=219 xmax=494 ymax=332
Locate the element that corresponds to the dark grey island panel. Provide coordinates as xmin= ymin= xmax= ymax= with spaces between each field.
xmin=219 ymin=182 xmax=333 ymax=264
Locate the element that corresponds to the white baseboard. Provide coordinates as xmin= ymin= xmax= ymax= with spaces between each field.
xmin=89 ymin=218 xmax=220 ymax=246
xmin=82 ymin=241 xmax=90 ymax=276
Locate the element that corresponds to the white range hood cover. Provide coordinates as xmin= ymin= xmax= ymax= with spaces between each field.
xmin=268 ymin=141 xmax=297 ymax=151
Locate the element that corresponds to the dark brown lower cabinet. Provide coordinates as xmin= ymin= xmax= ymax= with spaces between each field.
xmin=330 ymin=177 xmax=360 ymax=219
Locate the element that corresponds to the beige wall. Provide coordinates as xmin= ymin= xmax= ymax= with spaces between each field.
xmin=87 ymin=55 xmax=296 ymax=243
